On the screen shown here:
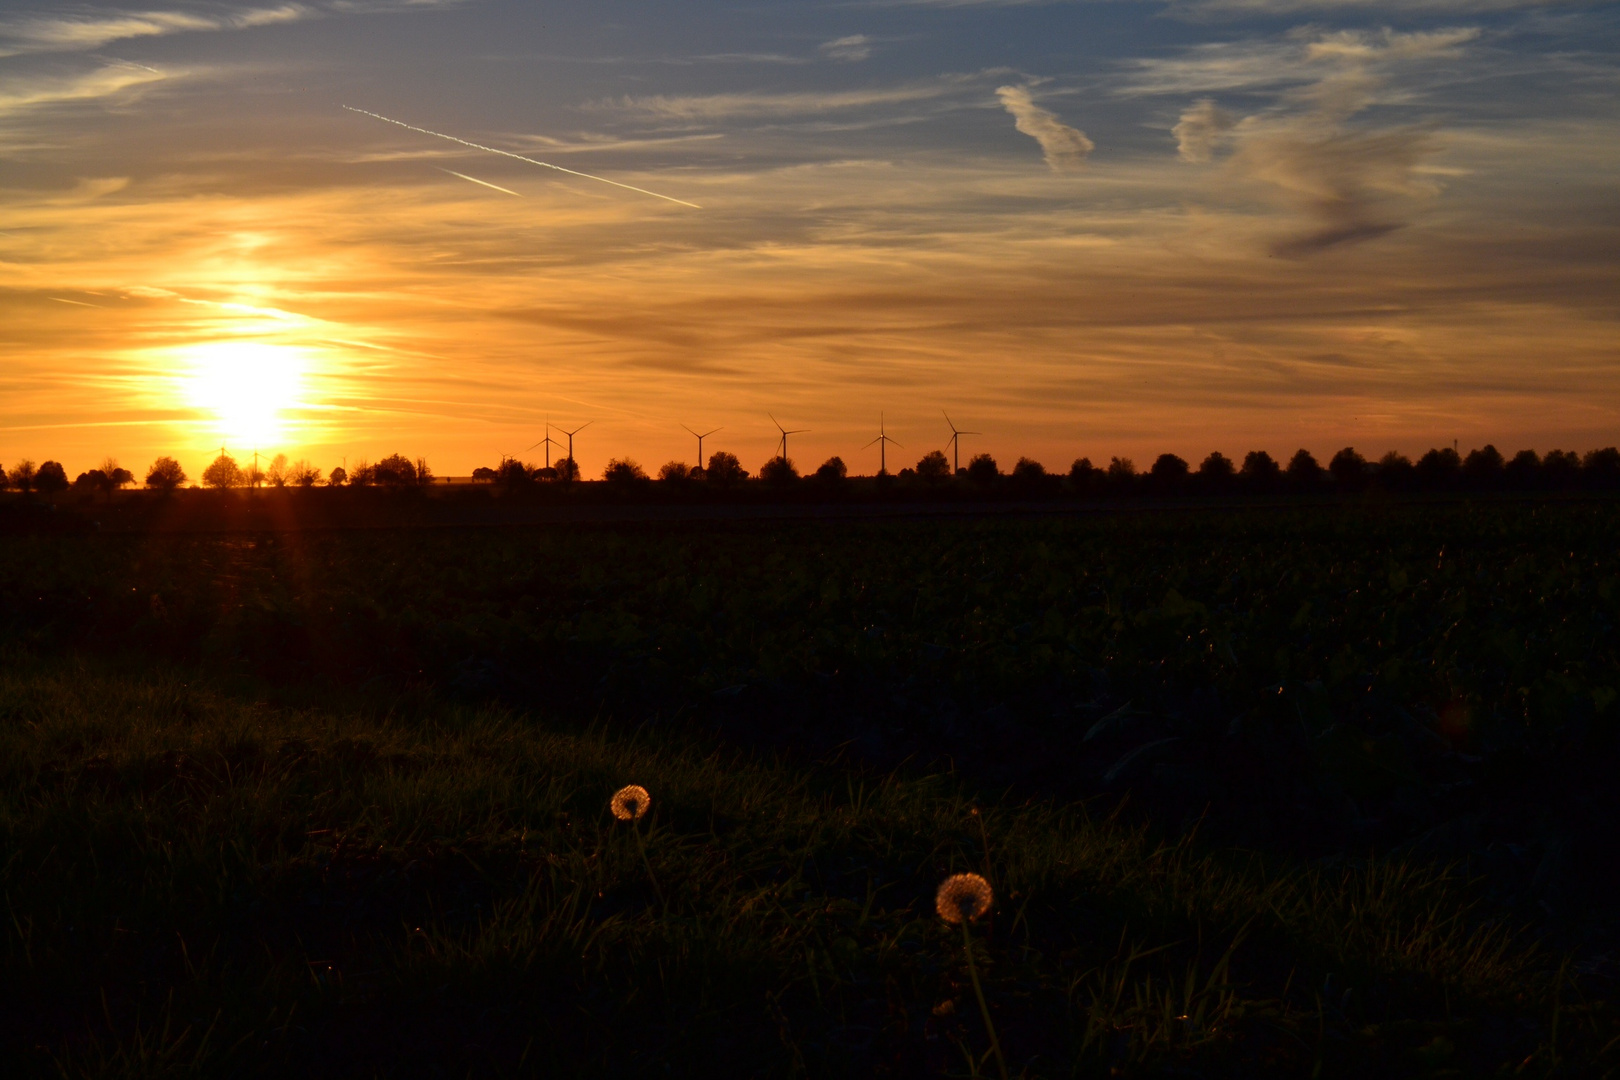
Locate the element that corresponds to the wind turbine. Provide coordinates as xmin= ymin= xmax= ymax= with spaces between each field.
xmin=556 ymin=420 xmax=592 ymax=480
xmin=942 ymin=411 xmax=980 ymax=475
xmin=769 ymin=414 xmax=808 ymax=462
xmin=863 ymin=414 xmax=903 ymax=476
xmin=524 ymin=417 xmax=560 ymax=468
xmin=682 ymin=424 xmax=721 ymax=467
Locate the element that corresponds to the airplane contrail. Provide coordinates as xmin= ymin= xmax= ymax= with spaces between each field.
xmin=344 ymin=105 xmax=701 ymax=209
xmin=441 ymin=168 xmax=523 ymax=197
xmin=48 ymin=297 xmax=99 ymax=307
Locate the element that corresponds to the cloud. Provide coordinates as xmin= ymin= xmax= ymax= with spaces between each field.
xmin=0 ymin=5 xmax=312 ymax=57
xmin=995 ymin=85 xmax=1094 ymax=170
xmin=1178 ymin=0 xmax=1587 ymax=15
xmin=1174 ymin=98 xmax=1236 ymax=162
xmin=820 ymin=35 xmax=874 ymax=62
xmin=595 ymin=84 xmax=952 ymax=122
xmin=0 ymin=63 xmax=170 ymax=116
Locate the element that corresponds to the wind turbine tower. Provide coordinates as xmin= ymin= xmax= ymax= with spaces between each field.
xmin=682 ymin=424 xmax=721 ymax=467
xmin=524 ymin=417 xmax=560 ymax=468
xmin=942 ymin=411 xmax=980 ymax=475
xmin=863 ymin=414 xmax=903 ymax=476
xmin=769 ymin=414 xmax=808 ymax=462
xmin=556 ymin=421 xmax=592 ymax=481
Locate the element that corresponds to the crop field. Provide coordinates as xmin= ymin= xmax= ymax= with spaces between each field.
xmin=3 ymin=500 xmax=1619 ymax=1076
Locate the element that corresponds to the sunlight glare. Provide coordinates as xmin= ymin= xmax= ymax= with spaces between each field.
xmin=181 ymin=340 xmax=308 ymax=447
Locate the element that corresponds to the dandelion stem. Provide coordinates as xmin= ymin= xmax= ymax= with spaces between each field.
xmin=633 ymin=820 xmax=663 ymax=905
xmin=963 ymin=920 xmax=1008 ymax=1080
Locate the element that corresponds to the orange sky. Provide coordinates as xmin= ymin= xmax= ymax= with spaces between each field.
xmin=2 ymin=2 xmax=1616 ymax=480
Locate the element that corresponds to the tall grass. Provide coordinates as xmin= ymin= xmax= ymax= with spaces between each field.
xmin=0 ymin=656 xmax=1603 ymax=1075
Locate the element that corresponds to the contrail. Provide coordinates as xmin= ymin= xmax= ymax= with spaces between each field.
xmin=441 ymin=168 xmax=523 ymax=197
xmin=48 ymin=297 xmax=99 ymax=307
xmin=344 ymin=105 xmax=701 ymax=209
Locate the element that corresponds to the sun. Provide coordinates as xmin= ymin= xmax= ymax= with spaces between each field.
xmin=181 ymin=340 xmax=308 ymax=448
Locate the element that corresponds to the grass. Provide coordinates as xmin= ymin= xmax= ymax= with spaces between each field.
xmin=2 ymin=654 xmax=1608 ymax=1077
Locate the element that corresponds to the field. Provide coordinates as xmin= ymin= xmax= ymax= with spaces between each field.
xmin=3 ymin=499 xmax=1619 ymax=1076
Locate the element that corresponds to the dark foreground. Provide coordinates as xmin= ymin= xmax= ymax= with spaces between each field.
xmin=3 ymin=500 xmax=1619 ymax=1076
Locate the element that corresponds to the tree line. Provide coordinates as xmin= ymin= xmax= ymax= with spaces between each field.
xmin=5 ymin=443 xmax=1618 ymax=497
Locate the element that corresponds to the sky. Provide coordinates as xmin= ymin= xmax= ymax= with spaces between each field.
xmin=0 ymin=0 xmax=1616 ymax=480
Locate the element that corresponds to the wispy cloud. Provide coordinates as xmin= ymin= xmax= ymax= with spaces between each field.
xmin=595 ymin=84 xmax=954 ymax=122
xmin=0 ymin=5 xmax=312 ymax=57
xmin=0 ymin=63 xmax=170 ymax=115
xmin=995 ymin=85 xmax=1094 ymax=169
xmin=820 ymin=35 xmax=874 ymax=62
xmin=1173 ymin=98 xmax=1236 ymax=162
xmin=1176 ymin=0 xmax=1588 ymax=15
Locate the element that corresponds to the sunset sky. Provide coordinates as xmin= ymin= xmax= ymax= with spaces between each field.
xmin=1 ymin=0 xmax=1616 ymax=479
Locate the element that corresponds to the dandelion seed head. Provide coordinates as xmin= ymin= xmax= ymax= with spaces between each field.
xmin=936 ymin=872 xmax=993 ymax=924
xmin=610 ymin=784 xmax=651 ymax=821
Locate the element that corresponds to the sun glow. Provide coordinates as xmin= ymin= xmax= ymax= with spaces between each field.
xmin=181 ymin=340 xmax=308 ymax=447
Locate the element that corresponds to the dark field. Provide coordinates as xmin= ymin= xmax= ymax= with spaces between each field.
xmin=4 ymin=499 xmax=1620 ymax=1076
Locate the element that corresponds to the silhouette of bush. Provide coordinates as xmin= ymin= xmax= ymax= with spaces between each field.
xmin=603 ymin=458 xmax=648 ymax=483
xmin=289 ymin=460 xmax=321 ymax=487
xmin=327 ymin=465 xmax=348 ymax=487
xmin=1240 ymin=451 xmax=1280 ymax=488
xmin=815 ymin=456 xmax=848 ymax=483
xmin=705 ymin=451 xmax=746 ymax=486
xmin=7 ymin=460 xmax=37 ymax=493
xmin=1149 ymin=454 xmax=1188 ymax=490
xmin=35 ymin=461 xmax=68 ymax=494
xmin=658 ymin=461 xmax=693 ymax=483
xmin=1285 ymin=449 xmax=1322 ymax=488
xmin=1328 ymin=447 xmax=1368 ymax=490
xmin=897 ymin=467 xmax=917 ymax=481
xmin=1463 ymin=445 xmax=1505 ymax=487
xmin=965 ymin=453 xmax=999 ymax=485
xmin=1415 ymin=448 xmax=1461 ymax=489
xmin=915 ymin=450 xmax=950 ymax=484
xmin=202 ymin=454 xmax=242 ymax=489
xmin=759 ymin=456 xmax=799 ymax=484
xmin=495 ymin=457 xmax=534 ymax=486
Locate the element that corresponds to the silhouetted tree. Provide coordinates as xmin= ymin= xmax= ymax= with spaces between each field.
xmin=603 ymin=458 xmax=648 ymax=483
xmin=372 ymin=454 xmax=417 ymax=487
xmin=266 ymin=454 xmax=290 ymax=488
xmin=1328 ymin=447 xmax=1367 ymax=490
xmin=471 ymin=466 xmax=498 ymax=483
xmin=415 ymin=458 xmax=434 ymax=486
xmin=815 ymin=456 xmax=848 ymax=483
xmin=553 ymin=457 xmax=580 ymax=482
xmin=1414 ymin=447 xmax=1461 ymax=489
xmin=1107 ymin=457 xmax=1136 ymax=484
xmin=965 ymin=453 xmax=999 ymax=485
xmin=1543 ymin=450 xmax=1580 ymax=488
xmin=495 ymin=457 xmax=533 ymax=486
xmin=1149 ymin=454 xmax=1189 ymax=490
xmin=8 ymin=460 xmax=35 ymax=493
xmin=759 ymin=456 xmax=799 ymax=484
xmin=1463 ymin=445 xmax=1505 ymax=487
xmin=288 ymin=460 xmax=321 ymax=487
xmin=35 ymin=461 xmax=68 ymax=494
xmin=1285 ymin=449 xmax=1322 ymax=488
xmin=1239 ymin=451 xmax=1280 ymax=488
xmin=146 ymin=457 xmax=186 ymax=491
xmin=348 ymin=459 xmax=375 ymax=487
xmin=658 ymin=461 xmax=692 ymax=483
xmin=1375 ymin=451 xmax=1414 ymax=490
xmin=327 ymin=465 xmax=348 ymax=487
xmin=0 ymin=466 xmax=8 ymax=492
xmin=101 ymin=458 xmax=133 ymax=489
xmin=1069 ymin=457 xmax=1103 ymax=494
xmin=1584 ymin=447 xmax=1620 ymax=489
xmin=915 ymin=450 xmax=950 ymax=484
xmin=1008 ymin=457 xmax=1048 ymax=490
xmin=72 ymin=470 xmax=107 ymax=493
xmin=1505 ymin=450 xmax=1541 ymax=489
xmin=705 ymin=451 xmax=746 ymax=486
xmin=202 ymin=453 xmax=242 ymax=489
xmin=1196 ymin=452 xmax=1235 ymax=491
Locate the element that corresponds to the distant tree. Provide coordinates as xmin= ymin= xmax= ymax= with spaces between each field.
xmin=1285 ymin=449 xmax=1322 ymax=487
xmin=101 ymin=458 xmax=133 ymax=489
xmin=553 ymin=457 xmax=580 ymax=482
xmin=495 ymin=457 xmax=534 ymax=486
xmin=1542 ymin=450 xmax=1580 ymax=488
xmin=534 ymin=466 xmax=559 ymax=481
xmin=35 ymin=461 xmax=68 ymax=494
xmin=897 ymin=467 xmax=917 ymax=481
xmin=145 ymin=457 xmax=186 ymax=491
xmin=266 ymin=453 xmax=290 ymax=488
xmin=471 ymin=466 xmax=498 ymax=483
xmin=658 ymin=460 xmax=692 ymax=483
xmin=372 ymin=454 xmax=418 ymax=487
xmin=289 ymin=460 xmax=322 ymax=487
xmin=327 ymin=465 xmax=348 ymax=487
xmin=244 ymin=462 xmax=266 ymax=489
xmin=1149 ymin=454 xmax=1189 ymax=488
xmin=202 ymin=453 xmax=242 ymax=489
xmin=1328 ymin=447 xmax=1367 ymax=489
xmin=1504 ymin=449 xmax=1541 ymax=489
xmin=73 ymin=469 xmax=107 ymax=493
xmin=965 ymin=453 xmax=999 ymax=485
xmin=8 ymin=460 xmax=35 ymax=493
xmin=1010 ymin=457 xmax=1047 ymax=481
xmin=1584 ymin=447 xmax=1620 ymax=489
xmin=1107 ymin=457 xmax=1136 ymax=484
xmin=0 ymin=465 xmax=8 ymax=492
xmin=1414 ymin=447 xmax=1461 ymax=489
xmin=705 ymin=451 xmax=746 ymax=486
xmin=348 ymin=459 xmax=375 ymax=487
xmin=815 ymin=456 xmax=848 ymax=483
xmin=603 ymin=458 xmax=648 ymax=483
xmin=1239 ymin=451 xmax=1280 ymax=487
xmin=414 ymin=458 xmax=434 ymax=486
xmin=1197 ymin=452 xmax=1235 ymax=489
xmin=915 ymin=450 xmax=951 ymax=484
xmin=1069 ymin=457 xmax=1102 ymax=493
xmin=1463 ymin=445 xmax=1505 ymax=487
xmin=759 ymin=456 xmax=799 ymax=484
xmin=1375 ymin=451 xmax=1414 ymax=490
